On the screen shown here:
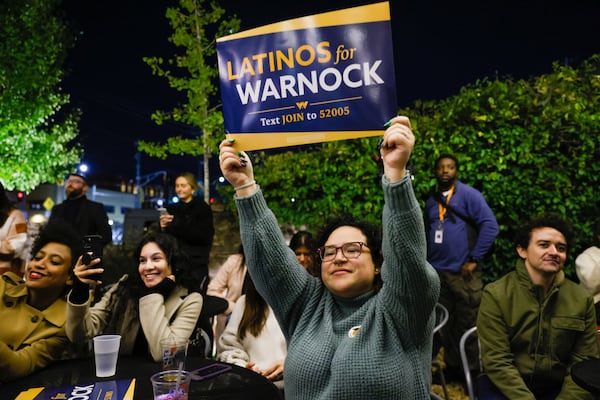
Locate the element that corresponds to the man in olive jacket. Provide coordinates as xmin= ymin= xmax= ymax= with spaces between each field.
xmin=477 ymin=214 xmax=599 ymax=399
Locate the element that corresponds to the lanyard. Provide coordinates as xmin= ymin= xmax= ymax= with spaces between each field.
xmin=438 ymin=185 xmax=455 ymax=223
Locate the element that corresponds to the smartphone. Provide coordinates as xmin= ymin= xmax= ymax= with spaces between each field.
xmin=82 ymin=234 xmax=103 ymax=281
xmin=157 ymin=207 xmax=168 ymax=216
xmin=190 ymin=363 xmax=232 ymax=381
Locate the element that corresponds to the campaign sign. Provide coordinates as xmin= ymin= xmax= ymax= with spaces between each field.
xmin=15 ymin=378 xmax=135 ymax=400
xmin=216 ymin=2 xmax=398 ymax=151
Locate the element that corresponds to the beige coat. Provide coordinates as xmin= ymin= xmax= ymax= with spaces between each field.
xmin=576 ymin=245 xmax=600 ymax=303
xmin=0 ymin=272 xmax=70 ymax=382
xmin=207 ymin=253 xmax=247 ymax=314
xmin=206 ymin=254 xmax=247 ymax=350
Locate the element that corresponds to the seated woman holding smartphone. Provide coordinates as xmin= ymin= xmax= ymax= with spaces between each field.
xmin=66 ymin=233 xmax=203 ymax=362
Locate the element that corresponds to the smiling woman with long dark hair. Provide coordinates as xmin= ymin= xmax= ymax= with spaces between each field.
xmin=66 ymin=232 xmax=203 ymax=361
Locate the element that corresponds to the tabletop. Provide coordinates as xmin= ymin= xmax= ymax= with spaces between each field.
xmin=572 ymin=357 xmax=600 ymax=396
xmin=5 ymin=356 xmax=283 ymax=400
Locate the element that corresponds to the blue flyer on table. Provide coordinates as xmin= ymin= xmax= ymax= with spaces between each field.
xmin=216 ymin=1 xmax=398 ymax=151
xmin=15 ymin=378 xmax=136 ymax=400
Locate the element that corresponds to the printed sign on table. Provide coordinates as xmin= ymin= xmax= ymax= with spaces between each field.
xmin=217 ymin=2 xmax=397 ymax=151
xmin=15 ymin=378 xmax=136 ymax=400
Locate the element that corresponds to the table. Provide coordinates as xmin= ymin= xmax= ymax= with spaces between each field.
xmin=5 ymin=356 xmax=283 ymax=400
xmin=572 ymin=358 xmax=600 ymax=398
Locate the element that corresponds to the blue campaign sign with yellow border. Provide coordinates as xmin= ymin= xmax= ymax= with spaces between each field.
xmin=216 ymin=2 xmax=397 ymax=151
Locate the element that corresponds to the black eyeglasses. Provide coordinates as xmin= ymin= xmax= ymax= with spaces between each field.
xmin=317 ymin=242 xmax=370 ymax=262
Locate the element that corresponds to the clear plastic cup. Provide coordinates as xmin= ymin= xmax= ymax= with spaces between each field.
xmin=93 ymin=334 xmax=121 ymax=377
xmin=151 ymin=370 xmax=191 ymax=400
xmin=160 ymin=337 xmax=188 ymax=370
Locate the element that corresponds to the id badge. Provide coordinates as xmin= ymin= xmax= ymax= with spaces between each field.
xmin=434 ymin=227 xmax=444 ymax=244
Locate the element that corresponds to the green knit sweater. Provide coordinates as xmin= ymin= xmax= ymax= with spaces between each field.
xmin=235 ymin=175 xmax=440 ymax=399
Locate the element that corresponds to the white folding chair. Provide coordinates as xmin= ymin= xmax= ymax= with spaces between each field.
xmin=459 ymin=326 xmax=482 ymax=400
xmin=432 ymin=303 xmax=450 ymax=399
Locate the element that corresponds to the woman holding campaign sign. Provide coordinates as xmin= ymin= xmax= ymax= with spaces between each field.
xmin=66 ymin=232 xmax=203 ymax=363
xmin=218 ymin=116 xmax=440 ymax=399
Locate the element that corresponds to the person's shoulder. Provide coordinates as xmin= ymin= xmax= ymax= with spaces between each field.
xmin=175 ymin=285 xmax=200 ymax=298
xmin=9 ymin=208 xmax=26 ymax=220
xmin=577 ymin=246 xmax=600 ymax=262
xmin=1 ymin=272 xmax=27 ymax=296
xmin=483 ymin=270 xmax=516 ymax=294
xmin=192 ymin=196 xmax=212 ymax=209
xmin=581 ymin=245 xmax=600 ymax=253
xmin=100 ymin=274 xmax=129 ymax=294
xmin=233 ymin=294 xmax=246 ymax=310
xmin=456 ymin=180 xmax=482 ymax=195
xmin=561 ymin=277 xmax=594 ymax=297
xmin=575 ymin=247 xmax=600 ymax=288
xmin=84 ymin=198 xmax=106 ymax=208
xmin=424 ymin=192 xmax=437 ymax=206
xmin=186 ymin=289 xmax=203 ymax=300
xmin=51 ymin=201 xmax=65 ymax=210
xmin=1 ymin=271 xmax=24 ymax=285
xmin=1 ymin=273 xmax=14 ymax=292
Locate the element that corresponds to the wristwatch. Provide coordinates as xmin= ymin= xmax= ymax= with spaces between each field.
xmin=468 ymin=256 xmax=480 ymax=263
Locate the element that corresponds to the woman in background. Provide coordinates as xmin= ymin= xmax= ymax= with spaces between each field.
xmin=207 ymin=245 xmax=247 ymax=351
xmin=218 ymin=273 xmax=286 ymax=386
xmin=160 ymin=172 xmax=214 ymax=292
xmin=208 ymin=245 xmax=247 ymax=318
xmin=289 ymin=230 xmax=316 ymax=276
xmin=209 ymin=235 xmax=316 ymax=352
xmin=0 ymin=182 xmax=28 ymax=276
xmin=67 ymin=232 xmax=203 ymax=361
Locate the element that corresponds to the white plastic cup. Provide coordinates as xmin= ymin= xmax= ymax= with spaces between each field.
xmin=93 ymin=334 xmax=121 ymax=377
xmin=160 ymin=337 xmax=188 ymax=370
xmin=151 ymin=370 xmax=191 ymax=400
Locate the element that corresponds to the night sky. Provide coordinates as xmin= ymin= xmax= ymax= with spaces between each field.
xmin=61 ymin=0 xmax=600 ymax=182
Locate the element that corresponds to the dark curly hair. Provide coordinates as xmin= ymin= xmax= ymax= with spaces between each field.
xmin=514 ymin=213 xmax=575 ymax=253
xmin=315 ymin=216 xmax=383 ymax=292
xmin=31 ymin=220 xmax=83 ymax=269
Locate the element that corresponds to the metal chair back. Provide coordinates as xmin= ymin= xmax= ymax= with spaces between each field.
xmin=432 ymin=303 xmax=450 ymax=399
xmin=459 ymin=326 xmax=482 ymax=400
xmin=433 ymin=303 xmax=449 ymax=334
